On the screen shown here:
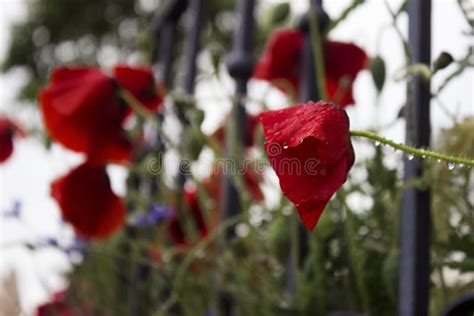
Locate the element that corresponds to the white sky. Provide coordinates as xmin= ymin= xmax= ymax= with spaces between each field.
xmin=0 ymin=0 xmax=473 ymax=314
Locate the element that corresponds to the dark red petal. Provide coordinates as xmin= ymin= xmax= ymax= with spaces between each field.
xmin=113 ymin=65 xmax=163 ymax=112
xmin=0 ymin=135 xmax=13 ymax=163
xmin=51 ymin=162 xmax=125 ymax=240
xmin=184 ymin=187 xmax=208 ymax=238
xmin=167 ymin=212 xmax=187 ymax=245
xmin=0 ymin=118 xmax=16 ymax=163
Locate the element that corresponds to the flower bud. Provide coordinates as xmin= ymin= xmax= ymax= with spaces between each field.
xmin=370 ymin=55 xmax=386 ymax=93
xmin=433 ymin=51 xmax=454 ymax=73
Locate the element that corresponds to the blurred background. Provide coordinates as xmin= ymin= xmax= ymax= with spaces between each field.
xmin=0 ymin=0 xmax=473 ymax=315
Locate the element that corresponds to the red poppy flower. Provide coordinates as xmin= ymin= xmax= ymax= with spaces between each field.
xmin=253 ymin=29 xmax=368 ymax=107
xmin=40 ymin=67 xmax=131 ymax=164
xmin=51 ymin=162 xmax=126 ymax=240
xmin=0 ymin=117 xmax=26 ymax=163
xmin=112 ymin=65 xmax=165 ymax=112
xmin=40 ymin=66 xmax=163 ymax=164
xmin=260 ymin=101 xmax=354 ymax=229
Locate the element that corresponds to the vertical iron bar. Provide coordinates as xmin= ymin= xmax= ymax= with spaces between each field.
xmin=158 ymin=22 xmax=178 ymax=88
xmin=218 ymin=1 xmax=255 ymax=315
xmin=223 ymin=0 xmax=256 ymax=224
xmin=183 ymin=0 xmax=204 ymax=94
xmin=151 ymin=0 xmax=189 ymax=88
xmin=398 ymin=0 xmax=432 ymax=315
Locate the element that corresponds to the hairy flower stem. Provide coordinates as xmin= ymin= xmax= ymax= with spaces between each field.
xmin=350 ymin=130 xmax=474 ymax=167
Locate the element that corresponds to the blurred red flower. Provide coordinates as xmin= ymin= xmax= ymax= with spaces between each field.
xmin=254 ymin=29 xmax=303 ymax=97
xmin=0 ymin=117 xmax=26 ymax=163
xmin=36 ymin=291 xmax=71 ymax=316
xmin=202 ymin=158 xmax=264 ymax=204
xmin=260 ymin=101 xmax=354 ymax=229
xmin=40 ymin=66 xmax=163 ymax=164
xmin=253 ymin=29 xmax=368 ymax=107
xmin=167 ymin=186 xmax=208 ymax=245
xmin=51 ymin=162 xmax=125 ymax=240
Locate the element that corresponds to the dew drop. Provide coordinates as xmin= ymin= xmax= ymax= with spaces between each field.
xmin=283 ymin=143 xmax=288 ymax=149
xmin=447 ymin=162 xmax=455 ymax=170
xmin=437 ymin=159 xmax=442 ymax=163
xmin=375 ymin=141 xmax=381 ymax=147
xmin=458 ymin=164 xmax=465 ymax=169
xmin=407 ymin=154 xmax=415 ymax=160
xmin=421 ymin=154 xmax=426 ymax=159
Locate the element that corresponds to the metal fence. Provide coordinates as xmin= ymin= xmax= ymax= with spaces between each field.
xmin=150 ymin=1 xmax=474 ymax=315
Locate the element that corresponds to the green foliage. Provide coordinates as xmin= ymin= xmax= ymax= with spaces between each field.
xmin=2 ymin=0 xmax=145 ymax=100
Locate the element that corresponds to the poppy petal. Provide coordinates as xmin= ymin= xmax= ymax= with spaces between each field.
xmin=51 ymin=162 xmax=125 ymax=240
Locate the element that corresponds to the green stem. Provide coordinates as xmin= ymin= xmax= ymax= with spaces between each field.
xmin=309 ymin=1 xmax=328 ymax=100
xmin=155 ymin=214 xmax=245 ymax=316
xmin=118 ymin=89 xmax=162 ymax=130
xmin=350 ymin=130 xmax=474 ymax=167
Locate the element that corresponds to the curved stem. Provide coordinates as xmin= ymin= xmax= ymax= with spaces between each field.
xmin=350 ymin=130 xmax=474 ymax=167
xmin=118 ymin=89 xmax=162 ymax=130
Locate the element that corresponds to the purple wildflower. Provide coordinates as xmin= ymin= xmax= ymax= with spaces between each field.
xmin=36 ymin=237 xmax=59 ymax=248
xmin=2 ymin=200 xmax=21 ymax=219
xmin=134 ymin=204 xmax=173 ymax=227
